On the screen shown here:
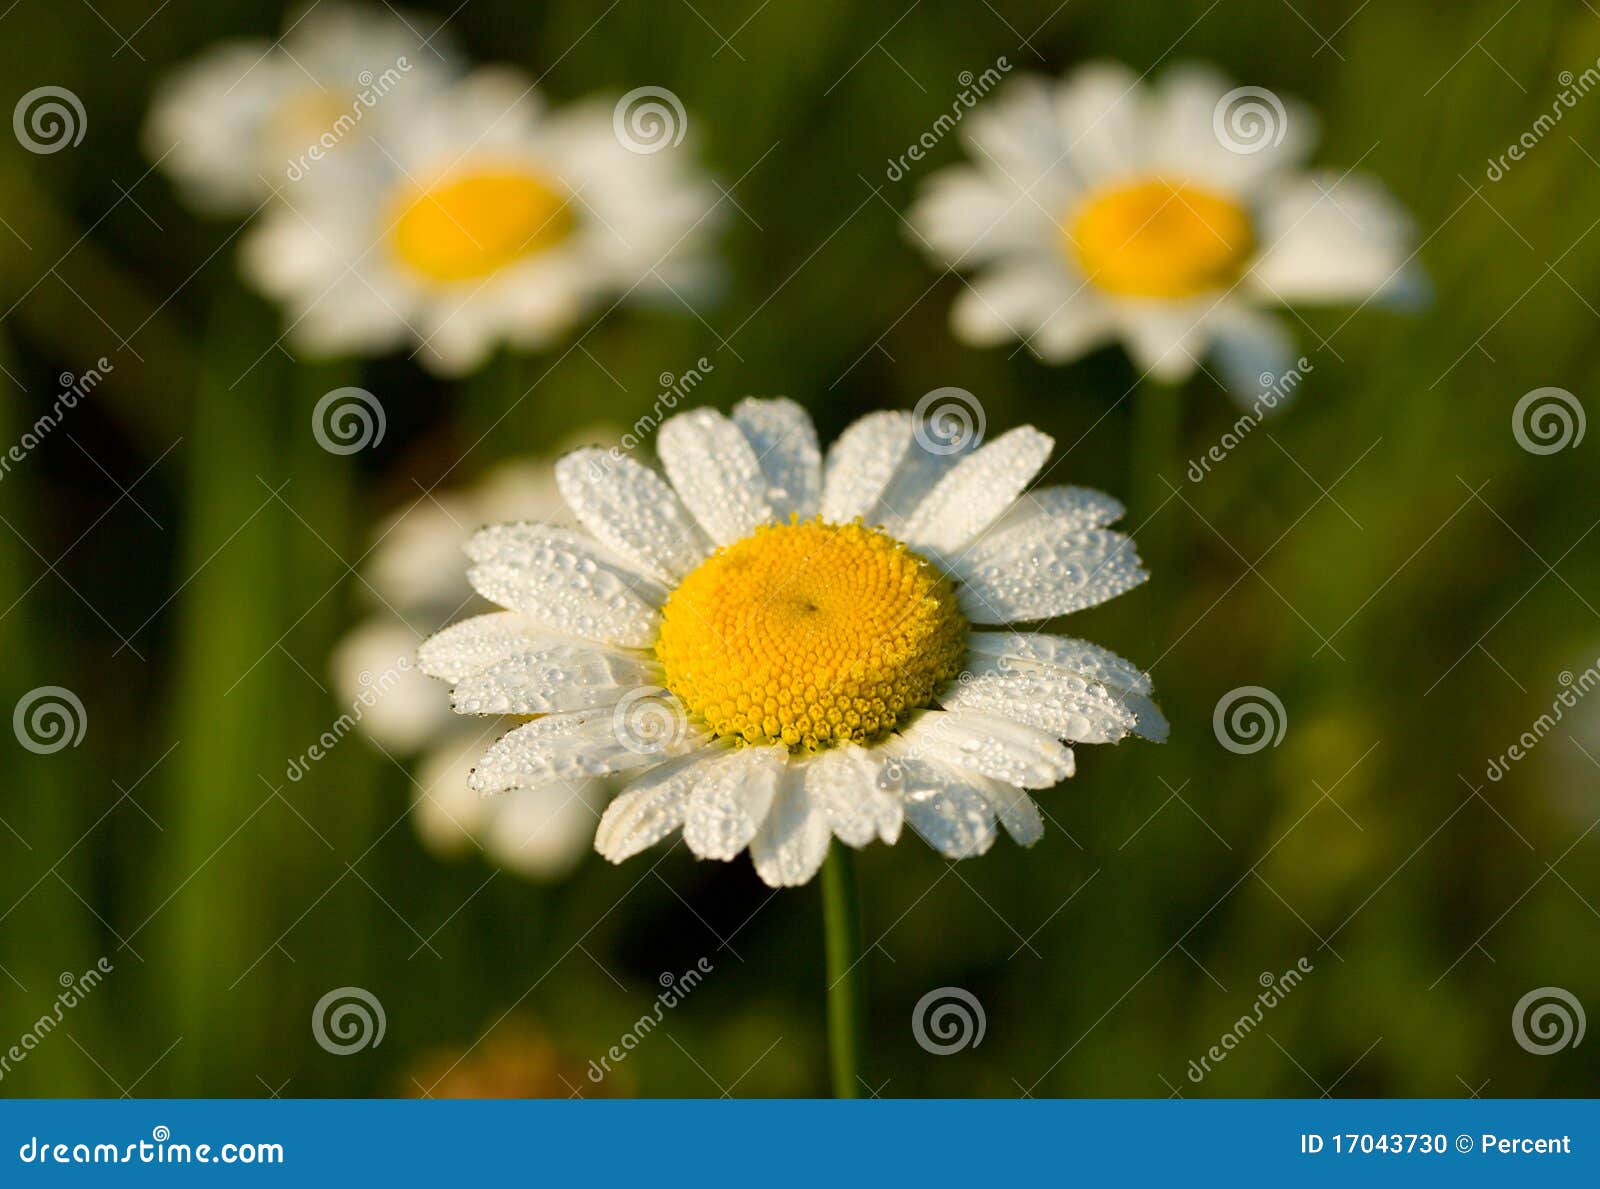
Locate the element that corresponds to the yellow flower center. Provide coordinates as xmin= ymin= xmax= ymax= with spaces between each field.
xmin=1067 ymin=177 xmax=1254 ymax=298
xmin=655 ymin=520 xmax=967 ymax=751
xmin=389 ymin=167 xmax=573 ymax=284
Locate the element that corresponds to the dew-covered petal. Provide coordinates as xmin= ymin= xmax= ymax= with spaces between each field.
xmin=594 ymin=753 xmax=721 ymax=863
xmin=870 ymin=421 xmax=979 ymax=536
xmin=749 ymin=768 xmax=833 ymax=887
xmin=978 ymin=780 xmax=1045 ymax=847
xmin=470 ymin=710 xmax=707 ymax=792
xmin=658 ymin=407 xmax=776 ymax=545
xmin=556 ymin=448 xmax=711 ymax=583
xmin=465 ymin=523 xmax=663 ymax=648
xmin=954 ymin=528 xmax=1148 ymax=623
xmin=897 ymin=709 xmax=1074 ymax=789
xmin=1118 ymin=693 xmax=1170 ymax=743
xmin=732 ymin=397 xmax=821 ymax=523
xmin=965 ymin=632 xmax=1166 ymax=741
xmin=681 ymin=746 xmax=785 ymax=860
xmin=966 ymin=632 xmax=1152 ymax=694
xmin=802 ymin=744 xmax=903 ymax=846
xmin=985 ymin=485 xmax=1126 ymax=538
xmin=417 ymin=611 xmax=553 ymax=682
xmin=820 ymin=411 xmax=912 ymax=525
xmin=450 ymin=643 xmax=661 ymax=716
xmin=886 ymin=755 xmax=998 ymax=859
xmin=899 ymin=426 xmax=1055 ymax=556
xmin=941 ymin=655 xmax=1138 ymax=743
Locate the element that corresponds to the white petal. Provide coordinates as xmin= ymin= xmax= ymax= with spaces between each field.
xmin=966 ymin=632 xmax=1152 ymax=694
xmin=955 ymin=527 xmax=1147 ymax=623
xmin=896 ymin=709 xmax=1074 ymax=789
xmin=820 ymin=411 xmax=912 ymax=524
xmin=940 ymin=657 xmax=1138 ymax=743
xmin=471 ymin=710 xmax=706 ymax=791
xmin=908 ymin=166 xmax=1060 ymax=268
xmin=871 ymin=421 xmax=980 ymax=537
xmin=657 ymin=407 xmax=775 ymax=545
xmin=413 ymin=734 xmax=494 ymax=856
xmin=899 ymin=426 xmax=1054 ymax=556
xmin=965 ymin=632 xmax=1167 ymax=742
xmin=986 ymin=485 xmax=1126 ymax=537
xmin=450 ymin=643 xmax=659 ymax=716
xmin=1114 ymin=303 xmax=1209 ymax=382
xmin=889 ymin=756 xmax=998 ymax=859
xmin=482 ymin=781 xmax=607 ymax=880
xmin=978 ymin=780 xmax=1045 ymax=847
xmin=950 ymin=262 xmax=1078 ymax=347
xmin=964 ymin=75 xmax=1081 ymax=210
xmin=1053 ymin=61 xmax=1147 ymax=186
xmin=802 ymin=745 xmax=903 ymax=847
xmin=332 ymin=619 xmax=448 ymax=750
xmin=556 ymin=448 xmax=711 ymax=583
xmin=1208 ymin=305 xmax=1297 ymax=407
xmin=595 ymin=753 xmax=717 ymax=863
xmin=1146 ymin=64 xmax=1317 ymax=194
xmin=466 ymin=524 xmax=662 ymax=648
xmin=1120 ymin=694 xmax=1170 ymax=743
xmin=732 ymin=397 xmax=821 ymax=523
xmin=1248 ymin=173 xmax=1421 ymax=305
xmin=418 ymin=612 xmax=552 ymax=682
xmin=682 ymin=746 xmax=785 ymax=860
xmin=749 ymin=769 xmax=833 ymax=887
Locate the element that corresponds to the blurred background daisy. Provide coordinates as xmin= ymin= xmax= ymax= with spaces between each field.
xmin=908 ymin=60 xmax=1425 ymax=402
xmin=330 ymin=438 xmax=616 ymax=881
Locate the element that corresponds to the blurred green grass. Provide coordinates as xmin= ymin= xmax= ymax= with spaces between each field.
xmin=0 ymin=0 xmax=1597 ymax=1097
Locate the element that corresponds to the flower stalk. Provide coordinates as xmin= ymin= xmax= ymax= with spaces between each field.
xmin=821 ymin=844 xmax=866 ymax=1099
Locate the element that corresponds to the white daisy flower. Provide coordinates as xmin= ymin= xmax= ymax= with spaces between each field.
xmin=908 ymin=61 xmax=1426 ymax=398
xmin=240 ymin=67 xmax=722 ymax=375
xmin=420 ymin=400 xmax=1167 ymax=889
xmin=332 ymin=453 xmax=610 ymax=881
xmin=143 ymin=3 xmax=460 ymax=214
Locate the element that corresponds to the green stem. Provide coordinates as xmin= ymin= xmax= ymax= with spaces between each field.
xmin=821 ymin=843 xmax=865 ymax=1098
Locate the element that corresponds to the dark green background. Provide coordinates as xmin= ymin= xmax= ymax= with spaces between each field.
xmin=0 ymin=0 xmax=1596 ymax=1096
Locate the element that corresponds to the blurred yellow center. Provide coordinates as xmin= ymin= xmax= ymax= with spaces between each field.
xmin=389 ymin=168 xmax=573 ymax=283
xmin=1068 ymin=177 xmax=1254 ymax=298
xmin=655 ymin=520 xmax=967 ymax=751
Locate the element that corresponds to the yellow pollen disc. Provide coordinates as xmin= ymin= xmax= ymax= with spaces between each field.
xmin=655 ymin=520 xmax=967 ymax=751
xmin=389 ymin=167 xmax=573 ymax=284
xmin=1066 ymin=177 xmax=1254 ymax=298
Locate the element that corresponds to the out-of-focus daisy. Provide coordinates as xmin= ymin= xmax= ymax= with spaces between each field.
xmin=908 ymin=61 xmax=1425 ymax=398
xmin=242 ymin=68 xmax=722 ymax=375
xmin=420 ymin=398 xmax=1166 ymax=889
xmin=143 ymin=3 xmax=459 ymax=214
xmin=332 ymin=453 xmax=610 ymax=881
